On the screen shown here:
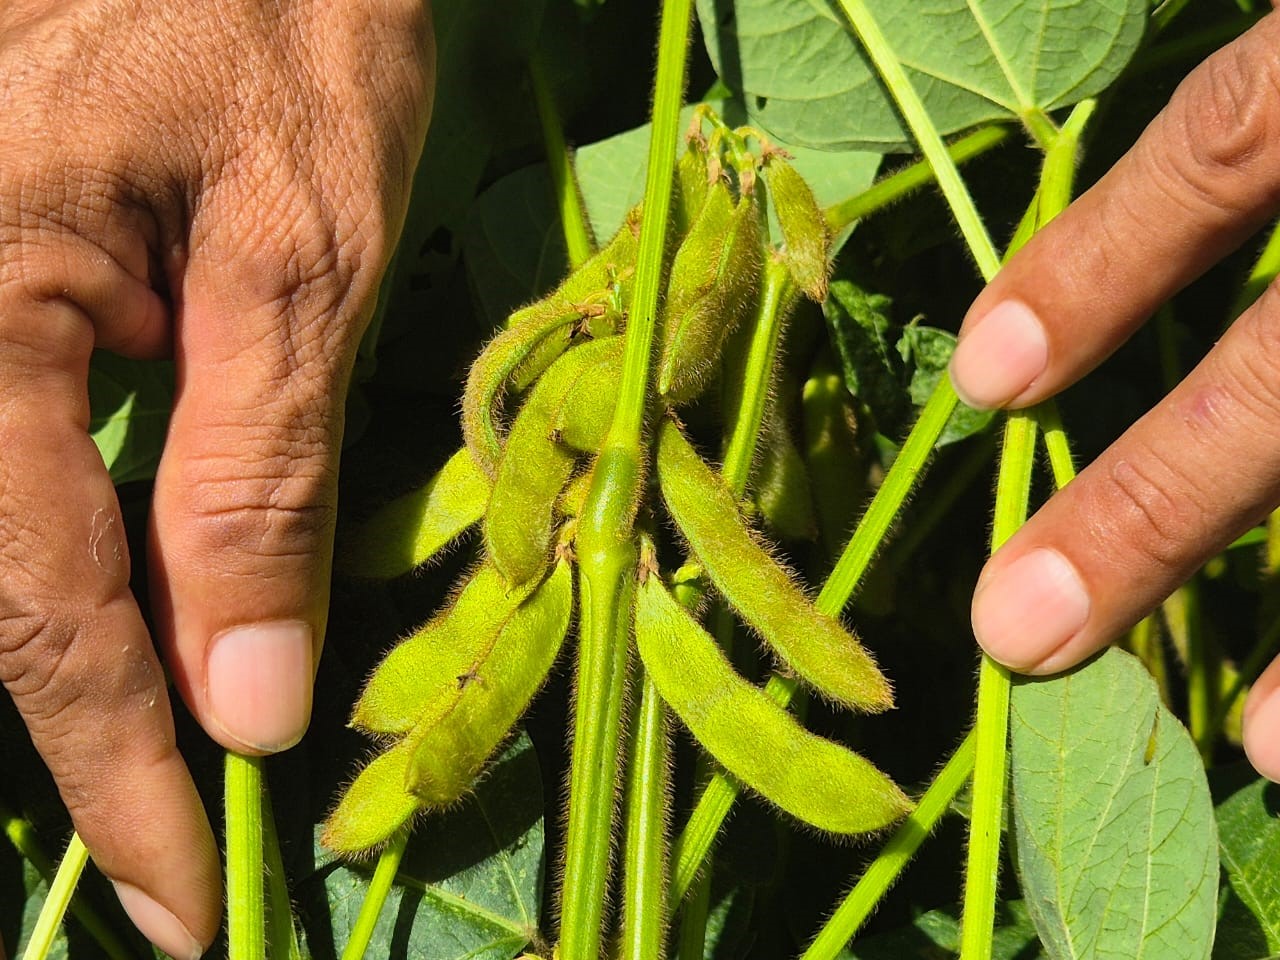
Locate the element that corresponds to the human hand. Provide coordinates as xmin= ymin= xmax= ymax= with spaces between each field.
xmin=949 ymin=11 xmax=1280 ymax=780
xmin=0 ymin=0 xmax=432 ymax=955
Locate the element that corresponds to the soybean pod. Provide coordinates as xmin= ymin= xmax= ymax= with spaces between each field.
xmin=486 ymin=336 xmax=623 ymax=587
xmin=404 ymin=557 xmax=574 ymax=806
xmin=633 ymin=560 xmax=909 ymax=834
xmin=351 ymin=563 xmax=539 ymax=736
xmin=337 ymin=447 xmax=489 ymax=579
xmin=655 ymin=418 xmax=892 ymax=713
xmin=322 ymin=740 xmax=421 ymax=854
xmin=763 ymin=155 xmax=831 ymax=302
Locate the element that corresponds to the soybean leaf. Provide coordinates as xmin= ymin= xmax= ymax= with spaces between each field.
xmin=88 ymin=353 xmax=173 ymax=485
xmin=13 ymin=861 xmax=69 ymax=960
xmin=897 ymin=324 xmax=994 ymax=446
xmin=698 ymin=0 xmax=1148 ymax=151
xmin=842 ymin=900 xmax=1043 ymax=959
xmin=1009 ymin=648 xmax=1218 ymax=960
xmin=823 ymin=279 xmax=907 ymax=435
xmin=298 ymin=733 xmax=544 ymax=960
xmin=1213 ymin=767 xmax=1280 ymax=958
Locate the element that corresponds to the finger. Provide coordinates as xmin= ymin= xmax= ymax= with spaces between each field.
xmin=1244 ymin=656 xmax=1280 ymax=781
xmin=950 ymin=12 xmax=1280 ymax=410
xmin=970 ymin=282 xmax=1280 ymax=676
xmin=149 ymin=183 xmax=378 ymax=756
xmin=0 ymin=292 xmax=218 ymax=957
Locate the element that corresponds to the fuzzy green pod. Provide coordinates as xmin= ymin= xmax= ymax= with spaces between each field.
xmin=463 ymin=303 xmax=580 ymax=477
xmin=486 ymin=336 xmax=622 ymax=587
xmin=405 ymin=558 xmax=573 ymax=806
xmin=508 ymin=210 xmax=641 ymax=390
xmin=673 ymin=136 xmax=711 ymax=238
xmin=657 ymin=181 xmax=763 ymax=403
xmin=553 ymin=337 xmax=625 ymax=452
xmin=655 ymin=418 xmax=892 ymax=712
xmin=555 ymin=467 xmax=594 ymax=519
xmin=764 ymin=156 xmax=831 ymax=302
xmin=755 ymin=413 xmax=818 ymax=542
xmin=351 ymin=563 xmax=539 ymax=735
xmin=633 ymin=564 xmax=910 ymax=834
xmin=322 ymin=740 xmax=420 ymax=853
xmin=337 ymin=447 xmax=489 ymax=579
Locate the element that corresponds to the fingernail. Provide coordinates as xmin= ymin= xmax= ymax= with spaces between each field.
xmin=971 ymin=548 xmax=1090 ymax=671
xmin=1244 ymin=685 xmax=1280 ymax=782
xmin=950 ymin=300 xmax=1049 ymax=409
xmin=112 ymin=881 xmax=205 ymax=960
xmin=206 ymin=620 xmax=313 ymax=752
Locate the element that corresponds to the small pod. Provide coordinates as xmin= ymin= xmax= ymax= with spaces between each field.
xmin=463 ymin=303 xmax=580 ymax=477
xmin=405 ymin=558 xmax=574 ymax=806
xmin=655 ymin=418 xmax=892 ymax=712
xmin=486 ymin=336 xmax=622 ymax=587
xmin=337 ymin=447 xmax=489 ymax=579
xmin=351 ymin=562 xmax=539 ymax=736
xmin=763 ymin=156 xmax=831 ymax=302
xmin=657 ymin=181 xmax=763 ymax=404
xmin=673 ymin=137 xmax=711 ymax=239
xmin=322 ymin=740 xmax=420 ymax=854
xmin=755 ymin=412 xmax=818 ymax=542
xmin=634 ymin=564 xmax=910 ymax=834
xmin=509 ymin=210 xmax=641 ymax=391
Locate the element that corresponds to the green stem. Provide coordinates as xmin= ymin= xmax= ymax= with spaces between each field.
xmin=801 ymin=733 xmax=977 ymax=960
xmin=1033 ymin=401 xmax=1076 ymax=490
xmin=824 ymin=126 xmax=1011 ymax=234
xmin=531 ymin=54 xmax=596 ymax=270
xmin=560 ymin=3 xmax=691 ymax=954
xmin=722 ymin=260 xmax=795 ymax=496
xmin=342 ymin=831 xmax=409 ymax=960
xmin=1184 ymin=581 xmax=1217 ymax=763
xmin=621 ymin=673 xmax=671 ymax=960
xmin=0 ymin=814 xmax=134 ymax=960
xmin=260 ymin=777 xmax=301 ymax=960
xmin=675 ymin=871 xmax=712 ymax=960
xmin=959 ymin=413 xmax=1036 ymax=960
xmin=833 ymin=0 xmax=1001 ymax=281
xmin=21 ymin=833 xmax=89 ymax=960
xmin=225 ymin=752 xmax=266 ymax=960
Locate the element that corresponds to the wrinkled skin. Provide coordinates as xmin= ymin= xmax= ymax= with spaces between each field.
xmin=0 ymin=1 xmax=432 ymax=955
xmin=951 ymin=10 xmax=1280 ymax=782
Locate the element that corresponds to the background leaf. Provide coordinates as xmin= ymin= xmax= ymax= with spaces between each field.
xmin=1212 ymin=766 xmax=1280 ymax=959
xmin=88 ymin=353 xmax=174 ymax=486
xmin=297 ymin=733 xmax=544 ymax=960
xmin=842 ymin=900 xmax=1043 ymax=959
xmin=1010 ymin=648 xmax=1218 ymax=960
xmin=696 ymin=0 xmax=1148 ymax=151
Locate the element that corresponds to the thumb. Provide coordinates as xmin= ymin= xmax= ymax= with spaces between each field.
xmin=150 ymin=195 xmax=375 ymax=755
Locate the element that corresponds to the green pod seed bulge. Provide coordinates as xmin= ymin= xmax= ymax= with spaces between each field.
xmin=655 ymin=418 xmax=892 ymax=712
xmin=634 ymin=566 xmax=910 ymax=834
xmin=405 ymin=558 xmax=573 ymax=806
xmin=553 ymin=336 xmax=625 ymax=452
xmin=337 ymin=447 xmax=489 ymax=580
xmin=764 ymin=156 xmax=831 ymax=302
xmin=351 ymin=562 xmax=538 ymax=735
xmin=486 ymin=336 xmax=622 ymax=587
xmin=322 ymin=740 xmax=420 ymax=854
xmin=657 ymin=182 xmax=764 ymax=404
xmin=463 ymin=302 xmax=580 ymax=477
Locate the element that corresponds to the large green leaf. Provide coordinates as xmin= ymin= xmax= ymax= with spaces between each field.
xmin=297 ymin=733 xmax=544 ymax=960
xmin=1010 ymin=648 xmax=1218 ymax=960
xmin=697 ymin=0 xmax=1148 ymax=151
xmin=1213 ymin=768 xmax=1280 ymax=959
xmin=464 ymin=103 xmax=881 ymax=326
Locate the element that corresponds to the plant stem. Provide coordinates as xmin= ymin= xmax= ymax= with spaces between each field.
xmin=620 ymin=673 xmax=671 ymax=960
xmin=675 ymin=871 xmax=711 ymax=960
xmin=823 ymin=126 xmax=1011 ymax=234
xmin=531 ymin=54 xmax=596 ymax=270
xmin=0 ymin=813 xmax=134 ymax=960
xmin=561 ymin=8 xmax=692 ymax=953
xmin=833 ymin=0 xmax=1001 ymax=281
xmin=801 ymin=733 xmax=977 ymax=960
xmin=1033 ymin=401 xmax=1076 ymax=490
xmin=959 ymin=413 xmax=1036 ymax=960
xmin=261 ymin=776 xmax=301 ymax=960
xmin=225 ymin=752 xmax=266 ymax=960
xmin=342 ymin=831 xmax=408 ymax=960
xmin=22 ymin=833 xmax=89 ymax=960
